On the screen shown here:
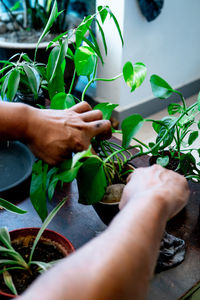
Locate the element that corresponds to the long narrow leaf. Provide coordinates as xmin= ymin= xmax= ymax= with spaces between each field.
xmin=23 ymin=65 xmax=39 ymax=97
xmin=109 ymin=11 xmax=124 ymax=46
xmin=35 ymin=0 xmax=59 ymax=60
xmin=3 ymin=270 xmax=18 ymax=295
xmin=95 ymin=18 xmax=107 ymax=55
xmin=88 ymin=28 xmax=103 ymax=64
xmin=29 ymin=198 xmax=67 ymax=262
xmin=0 ymin=198 xmax=27 ymax=215
xmin=0 ymin=228 xmax=11 ymax=249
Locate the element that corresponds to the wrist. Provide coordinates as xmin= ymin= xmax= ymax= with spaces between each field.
xmin=124 ymin=191 xmax=170 ymax=224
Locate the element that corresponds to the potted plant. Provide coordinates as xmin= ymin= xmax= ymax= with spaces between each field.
xmin=0 ymin=198 xmax=74 ymax=298
xmin=148 ymin=74 xmax=200 ymax=181
xmin=0 ymin=0 xmax=84 ymax=91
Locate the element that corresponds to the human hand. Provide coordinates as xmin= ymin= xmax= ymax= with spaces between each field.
xmin=26 ymin=102 xmax=111 ymax=165
xmin=119 ymin=165 xmax=190 ymax=220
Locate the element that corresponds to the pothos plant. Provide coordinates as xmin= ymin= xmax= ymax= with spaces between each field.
xmin=148 ymin=74 xmax=200 ymax=180
xmin=27 ymin=2 xmax=152 ymax=221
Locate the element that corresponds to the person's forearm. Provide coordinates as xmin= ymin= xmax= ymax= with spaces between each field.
xmin=19 ymin=194 xmax=168 ymax=300
xmin=0 ymin=102 xmax=33 ymax=142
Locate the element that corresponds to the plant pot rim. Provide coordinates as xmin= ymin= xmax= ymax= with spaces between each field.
xmin=0 ymin=40 xmax=51 ymax=49
xmin=0 ymin=141 xmax=34 ymax=194
xmin=0 ymin=227 xmax=75 ymax=299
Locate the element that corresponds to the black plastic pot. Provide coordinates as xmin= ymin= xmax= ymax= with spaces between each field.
xmin=93 ymin=164 xmax=135 ymax=226
xmin=14 ymin=91 xmax=45 ymax=107
xmin=93 ymin=201 xmax=119 ymax=226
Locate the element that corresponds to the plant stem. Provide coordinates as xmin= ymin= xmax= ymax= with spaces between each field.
xmin=81 ymin=73 xmax=122 ymax=102
xmin=68 ymin=69 xmax=76 ymax=94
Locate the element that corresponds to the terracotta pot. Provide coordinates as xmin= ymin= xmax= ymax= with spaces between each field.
xmin=93 ymin=163 xmax=135 ymax=225
xmin=0 ymin=228 xmax=75 ymax=299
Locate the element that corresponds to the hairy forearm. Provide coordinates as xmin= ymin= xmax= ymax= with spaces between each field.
xmin=20 ymin=194 xmax=168 ymax=300
xmin=0 ymin=102 xmax=33 ymax=142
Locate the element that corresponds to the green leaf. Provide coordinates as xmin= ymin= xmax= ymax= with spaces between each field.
xmin=156 ymin=117 xmax=175 ymax=149
xmin=76 ymin=15 xmax=93 ymax=47
xmin=168 ymin=103 xmax=184 ymax=115
xmin=150 ymin=75 xmax=173 ymax=99
xmin=48 ymin=66 xmax=65 ymax=100
xmin=1 ymin=72 xmax=12 ymax=100
xmin=0 ymin=246 xmax=26 ymax=266
xmin=122 ymin=114 xmax=144 ymax=148
xmin=98 ymin=6 xmax=109 ymax=24
xmin=109 ymin=11 xmax=124 ymax=46
xmin=29 ymin=198 xmax=67 ymax=262
xmin=188 ymin=131 xmax=198 ymax=145
xmin=123 ymin=62 xmax=147 ymax=92
xmin=156 ymin=156 xmax=169 ymax=167
xmin=10 ymin=1 xmax=20 ymax=11
xmin=35 ymin=0 xmax=59 ymax=59
xmin=198 ymin=92 xmax=200 ymax=111
xmin=30 ymin=161 xmax=48 ymax=222
xmin=77 ymin=157 xmax=107 ymax=204
xmin=96 ymin=19 xmax=107 ymax=55
xmin=50 ymin=93 xmax=75 ymax=109
xmin=3 ymin=270 xmax=18 ymax=295
xmin=74 ymin=46 xmax=97 ymax=76
xmin=6 ymin=69 xmax=20 ymax=101
xmin=0 ymin=198 xmax=27 ymax=214
xmin=47 ymin=46 xmax=61 ymax=82
xmin=72 ymin=146 xmax=93 ymax=168
xmin=198 ymin=120 xmax=200 ymax=130
xmin=93 ymin=102 xmax=118 ymax=120
xmin=23 ymin=65 xmax=39 ymax=97
xmin=88 ymin=28 xmax=103 ymax=64
xmin=30 ymin=261 xmax=52 ymax=271
xmin=0 ymin=228 xmax=11 ymax=249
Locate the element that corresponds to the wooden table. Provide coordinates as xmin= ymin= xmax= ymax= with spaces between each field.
xmin=1 ymin=148 xmax=200 ymax=300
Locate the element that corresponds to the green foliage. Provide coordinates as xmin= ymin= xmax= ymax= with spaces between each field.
xmin=122 ymin=114 xmax=144 ymax=148
xmin=0 ymin=198 xmax=27 ymax=214
xmin=123 ymin=62 xmax=147 ymax=92
xmin=77 ymin=157 xmax=107 ymax=205
xmin=30 ymin=161 xmax=48 ymax=222
xmin=150 ymin=75 xmax=173 ymax=99
xmin=93 ymin=103 xmax=118 ymax=120
xmin=74 ymin=46 xmax=97 ymax=76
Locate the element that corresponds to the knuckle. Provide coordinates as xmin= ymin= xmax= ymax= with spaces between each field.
xmin=82 ymin=101 xmax=92 ymax=111
xmin=95 ymin=109 xmax=103 ymax=119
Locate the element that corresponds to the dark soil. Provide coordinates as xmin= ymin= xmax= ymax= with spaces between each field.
xmin=0 ymin=239 xmax=65 ymax=296
xmin=149 ymin=151 xmax=183 ymax=175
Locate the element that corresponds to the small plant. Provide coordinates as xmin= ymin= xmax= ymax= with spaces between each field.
xmin=148 ymin=74 xmax=200 ymax=180
xmin=0 ymin=0 xmax=70 ymax=33
xmin=0 ymin=198 xmax=67 ymax=296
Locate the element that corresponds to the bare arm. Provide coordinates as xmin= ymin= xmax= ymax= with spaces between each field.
xmin=19 ymin=165 xmax=189 ymax=300
xmin=0 ymin=101 xmax=111 ymax=164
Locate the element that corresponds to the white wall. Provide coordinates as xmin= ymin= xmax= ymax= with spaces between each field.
xmin=96 ymin=0 xmax=200 ymax=112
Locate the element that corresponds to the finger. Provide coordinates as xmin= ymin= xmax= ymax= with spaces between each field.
xmin=87 ymin=120 xmax=111 ymax=139
xmin=70 ymin=102 xmax=92 ymax=113
xmin=81 ymin=110 xmax=103 ymax=122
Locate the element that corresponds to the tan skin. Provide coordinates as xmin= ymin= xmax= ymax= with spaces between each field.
xmin=0 ymin=101 xmax=111 ymax=164
xmin=19 ymin=165 xmax=189 ymax=300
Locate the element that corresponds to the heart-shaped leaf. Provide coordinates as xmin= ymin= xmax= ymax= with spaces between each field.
xmin=150 ymin=75 xmax=173 ymax=99
xmin=74 ymin=46 xmax=97 ymax=76
xmin=122 ymin=114 xmax=144 ymax=148
xmin=93 ymin=102 xmax=118 ymax=120
xmin=123 ymin=62 xmax=147 ymax=92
